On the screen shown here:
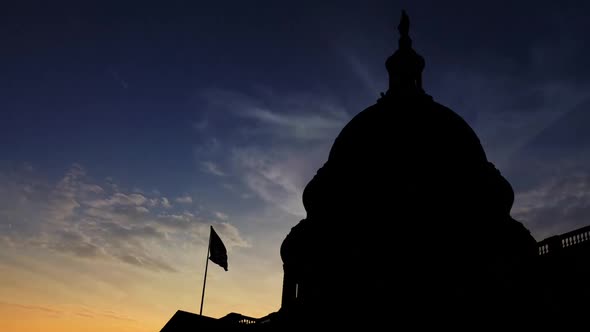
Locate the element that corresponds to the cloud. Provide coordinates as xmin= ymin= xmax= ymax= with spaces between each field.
xmin=193 ymin=88 xmax=348 ymax=218
xmin=200 ymin=161 xmax=226 ymax=177
xmin=160 ymin=197 xmax=172 ymax=208
xmin=193 ymin=119 xmax=208 ymax=131
xmin=214 ymin=211 xmax=228 ymax=221
xmin=0 ymin=164 xmax=250 ymax=273
xmin=175 ymin=195 xmax=193 ymax=204
xmin=513 ymin=171 xmax=590 ymax=241
xmin=113 ymin=252 xmax=177 ymax=273
xmin=72 ymin=306 xmax=136 ymax=322
xmin=0 ymin=302 xmax=63 ymax=316
xmin=231 ymin=147 xmax=321 ymax=218
xmin=7 ymin=304 xmax=137 ymax=322
xmin=241 ymin=107 xmax=348 ymax=141
xmin=50 ymin=230 xmax=106 ymax=259
xmin=86 ymin=193 xmax=148 ymax=208
xmin=341 ymin=50 xmax=382 ymax=96
xmin=214 ymin=222 xmax=251 ymax=249
xmin=97 ymin=310 xmax=136 ymax=322
xmin=196 ymin=88 xmax=349 ymax=144
xmin=108 ymin=67 xmax=129 ymax=89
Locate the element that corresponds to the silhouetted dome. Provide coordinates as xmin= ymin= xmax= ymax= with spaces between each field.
xmin=301 ymin=90 xmax=519 ymax=222
xmin=300 ymin=12 xmax=515 ymax=220
xmin=278 ymin=11 xmax=539 ymax=329
xmin=327 ymin=95 xmax=488 ymax=172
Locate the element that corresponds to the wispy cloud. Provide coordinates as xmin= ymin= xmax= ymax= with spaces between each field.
xmin=73 ymin=307 xmax=137 ymax=322
xmin=231 ymin=147 xmax=321 ymax=218
xmin=341 ymin=50 xmax=382 ymax=96
xmin=108 ymin=67 xmax=129 ymax=89
xmin=193 ymin=119 xmax=208 ymax=131
xmin=175 ymin=195 xmax=193 ymax=204
xmin=193 ymin=88 xmax=349 ymax=218
xmin=0 ymin=303 xmax=139 ymax=322
xmin=240 ymin=107 xmax=348 ymax=141
xmin=196 ymin=88 xmax=350 ymax=143
xmin=160 ymin=197 xmax=172 ymax=208
xmin=0 ymin=302 xmax=63 ymax=316
xmin=213 ymin=222 xmax=251 ymax=249
xmin=200 ymin=161 xmax=226 ymax=177
xmin=513 ymin=171 xmax=590 ymax=241
xmin=0 ymin=164 xmax=250 ymax=272
xmin=86 ymin=192 xmax=149 ymax=208
xmin=214 ymin=211 xmax=228 ymax=221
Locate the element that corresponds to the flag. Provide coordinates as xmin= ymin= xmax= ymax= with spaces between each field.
xmin=208 ymin=226 xmax=228 ymax=271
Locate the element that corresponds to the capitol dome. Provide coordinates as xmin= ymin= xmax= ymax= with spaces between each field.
xmin=278 ymin=10 xmax=536 ymax=329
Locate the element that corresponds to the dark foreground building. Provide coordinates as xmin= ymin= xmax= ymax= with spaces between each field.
xmin=161 ymin=226 xmax=590 ymax=331
xmin=161 ymin=11 xmax=590 ymax=331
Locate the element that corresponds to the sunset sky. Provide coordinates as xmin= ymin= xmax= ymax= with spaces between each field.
xmin=2 ymin=1 xmax=590 ymax=331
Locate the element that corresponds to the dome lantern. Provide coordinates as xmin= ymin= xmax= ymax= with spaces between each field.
xmin=385 ymin=10 xmax=426 ymax=95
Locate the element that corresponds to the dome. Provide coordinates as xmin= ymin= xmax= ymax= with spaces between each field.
xmin=302 ymin=93 xmax=517 ymax=223
xmin=301 ymin=12 xmax=513 ymax=218
xmin=277 ymin=11 xmax=538 ymax=328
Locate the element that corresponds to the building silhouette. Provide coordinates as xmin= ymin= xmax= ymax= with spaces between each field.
xmin=161 ymin=11 xmax=590 ymax=331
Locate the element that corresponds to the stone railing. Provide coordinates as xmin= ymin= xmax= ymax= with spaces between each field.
xmin=538 ymin=225 xmax=590 ymax=256
xmin=219 ymin=313 xmax=258 ymax=325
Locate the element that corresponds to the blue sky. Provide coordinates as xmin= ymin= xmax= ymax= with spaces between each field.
xmin=1 ymin=0 xmax=590 ymax=330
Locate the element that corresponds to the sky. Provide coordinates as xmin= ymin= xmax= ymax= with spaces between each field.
xmin=1 ymin=0 xmax=590 ymax=331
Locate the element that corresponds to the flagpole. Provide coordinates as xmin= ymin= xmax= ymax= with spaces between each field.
xmin=199 ymin=227 xmax=211 ymax=316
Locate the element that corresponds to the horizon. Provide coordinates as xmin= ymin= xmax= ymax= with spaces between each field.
xmin=2 ymin=1 xmax=590 ymax=331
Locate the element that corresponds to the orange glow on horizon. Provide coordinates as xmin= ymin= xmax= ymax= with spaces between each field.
xmin=0 ymin=245 xmax=283 ymax=332
xmin=0 ymin=303 xmax=156 ymax=332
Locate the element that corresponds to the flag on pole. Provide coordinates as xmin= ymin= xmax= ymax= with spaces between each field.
xmin=209 ymin=226 xmax=228 ymax=271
